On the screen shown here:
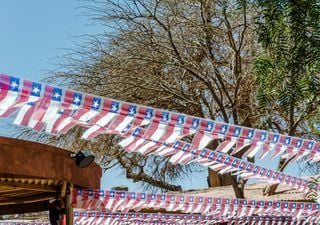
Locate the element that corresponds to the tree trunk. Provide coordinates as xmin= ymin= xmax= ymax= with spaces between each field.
xmin=265 ymin=157 xmax=293 ymax=195
xmin=207 ymin=169 xmax=233 ymax=187
xmin=207 ymin=169 xmax=245 ymax=198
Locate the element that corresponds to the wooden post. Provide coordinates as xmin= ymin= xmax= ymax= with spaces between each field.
xmin=66 ymin=184 xmax=73 ymax=225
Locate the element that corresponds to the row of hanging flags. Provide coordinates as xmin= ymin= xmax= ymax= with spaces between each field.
xmin=73 ymin=212 xmax=306 ymax=225
xmin=0 ymin=74 xmax=319 ymax=193
xmin=71 ymin=188 xmax=320 ymax=224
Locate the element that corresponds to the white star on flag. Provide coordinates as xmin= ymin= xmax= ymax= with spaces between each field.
xmin=73 ymin=96 xmax=81 ymax=104
xmin=10 ymin=81 xmax=18 ymax=89
xmin=92 ymin=100 xmax=99 ymax=108
xmin=32 ymin=86 xmax=40 ymax=94
xmin=53 ymin=92 xmax=61 ymax=99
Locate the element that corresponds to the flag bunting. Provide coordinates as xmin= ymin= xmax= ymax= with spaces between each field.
xmin=71 ymin=188 xmax=320 ymax=223
xmin=0 ymin=74 xmax=319 ymax=163
xmin=73 ymin=211 xmax=319 ymax=225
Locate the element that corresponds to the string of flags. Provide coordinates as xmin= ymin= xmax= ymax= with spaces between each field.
xmin=0 ymin=74 xmax=319 ymax=163
xmin=0 ymin=74 xmax=318 ymax=193
xmin=71 ymin=188 xmax=320 ymax=223
xmin=73 ymin=211 xmax=305 ymax=225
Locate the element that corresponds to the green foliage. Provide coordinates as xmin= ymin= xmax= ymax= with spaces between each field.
xmin=254 ymin=0 xmax=320 ymax=132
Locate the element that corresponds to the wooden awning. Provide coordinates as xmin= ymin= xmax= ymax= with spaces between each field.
xmin=0 ymin=137 xmax=102 ymax=215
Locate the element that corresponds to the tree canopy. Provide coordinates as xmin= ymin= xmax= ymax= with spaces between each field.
xmin=20 ymin=0 xmax=320 ymax=198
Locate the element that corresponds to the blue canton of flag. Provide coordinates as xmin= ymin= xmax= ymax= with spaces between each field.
xmin=9 ymin=76 xmax=20 ymax=92
xmin=128 ymin=105 xmax=137 ymax=116
xmin=208 ymin=152 xmax=215 ymax=160
xmin=220 ymin=124 xmax=228 ymax=135
xmin=296 ymin=139 xmax=303 ymax=148
xmin=200 ymin=149 xmax=207 ymax=157
xmin=307 ymin=141 xmax=314 ymax=151
xmin=284 ymin=137 xmax=291 ymax=146
xmin=271 ymin=134 xmax=279 ymax=144
xmin=247 ymin=129 xmax=254 ymax=139
xmin=109 ymin=191 xmax=115 ymax=198
xmin=52 ymin=87 xmax=62 ymax=102
xmin=110 ymin=101 xmax=119 ymax=113
xmin=191 ymin=118 xmax=200 ymax=130
xmin=161 ymin=112 xmax=169 ymax=123
xmin=132 ymin=128 xmax=142 ymax=137
xmin=120 ymin=192 xmax=126 ymax=198
xmin=239 ymin=161 xmax=246 ymax=169
xmin=233 ymin=127 xmax=242 ymax=137
xmin=246 ymin=164 xmax=253 ymax=171
xmin=266 ymin=170 xmax=272 ymax=177
xmin=224 ymin=157 xmax=231 ymax=165
xmin=216 ymin=154 xmax=223 ymax=162
xmin=31 ymin=82 xmax=41 ymax=97
xmin=182 ymin=143 xmax=191 ymax=152
xmin=259 ymin=131 xmax=267 ymax=142
xmin=232 ymin=159 xmax=239 ymax=167
xmin=91 ymin=97 xmax=101 ymax=110
xmin=259 ymin=168 xmax=266 ymax=175
xmin=145 ymin=108 xmax=153 ymax=119
xmin=253 ymin=166 xmax=259 ymax=173
xmin=177 ymin=115 xmax=185 ymax=126
xmin=72 ymin=93 xmax=82 ymax=106
xmin=205 ymin=121 xmax=214 ymax=132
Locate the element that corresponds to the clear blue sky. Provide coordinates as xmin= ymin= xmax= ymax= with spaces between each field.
xmin=0 ymin=0 xmax=209 ymax=192
xmin=0 ymin=0 xmax=307 ymax=193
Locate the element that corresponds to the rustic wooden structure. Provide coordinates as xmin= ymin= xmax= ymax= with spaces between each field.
xmin=0 ymin=137 xmax=102 ymax=215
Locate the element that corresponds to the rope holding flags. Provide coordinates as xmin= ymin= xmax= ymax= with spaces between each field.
xmin=1 ymin=74 xmax=320 ymax=224
xmin=71 ymin=188 xmax=320 ymax=223
xmin=73 ymin=211 xmax=306 ymax=225
xmin=1 ymin=74 xmax=320 ymax=163
xmin=0 ymin=74 xmax=318 ymax=194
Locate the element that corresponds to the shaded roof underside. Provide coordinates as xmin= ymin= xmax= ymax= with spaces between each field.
xmin=0 ymin=178 xmax=61 ymax=215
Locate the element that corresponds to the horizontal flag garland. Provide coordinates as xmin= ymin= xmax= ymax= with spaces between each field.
xmin=117 ymin=127 xmax=319 ymax=193
xmin=71 ymin=188 xmax=320 ymax=223
xmin=74 ymin=211 xmax=304 ymax=225
xmin=1 ymin=74 xmax=320 ymax=163
xmin=0 ymin=74 xmax=319 ymax=194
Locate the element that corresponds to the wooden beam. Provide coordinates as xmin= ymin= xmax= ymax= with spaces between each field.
xmin=0 ymin=192 xmax=57 ymax=205
xmin=0 ymin=180 xmax=58 ymax=192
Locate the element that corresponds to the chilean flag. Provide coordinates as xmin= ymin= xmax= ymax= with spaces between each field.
xmin=45 ymin=90 xmax=82 ymax=134
xmin=0 ymin=79 xmax=41 ymax=118
xmin=105 ymin=103 xmax=137 ymax=134
xmin=0 ymin=74 xmax=20 ymax=111
xmin=118 ymin=128 xmax=146 ymax=152
xmin=122 ymin=107 xmax=153 ymax=135
xmin=143 ymin=110 xmax=170 ymax=141
xmin=13 ymin=82 xmax=44 ymax=129
xmin=157 ymin=113 xmax=185 ymax=144
xmin=31 ymin=85 xmax=63 ymax=122
xmin=25 ymin=86 xmax=62 ymax=131
xmin=191 ymin=120 xmax=215 ymax=149
xmin=81 ymin=100 xmax=119 ymax=139
xmin=57 ymin=95 xmax=101 ymax=134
